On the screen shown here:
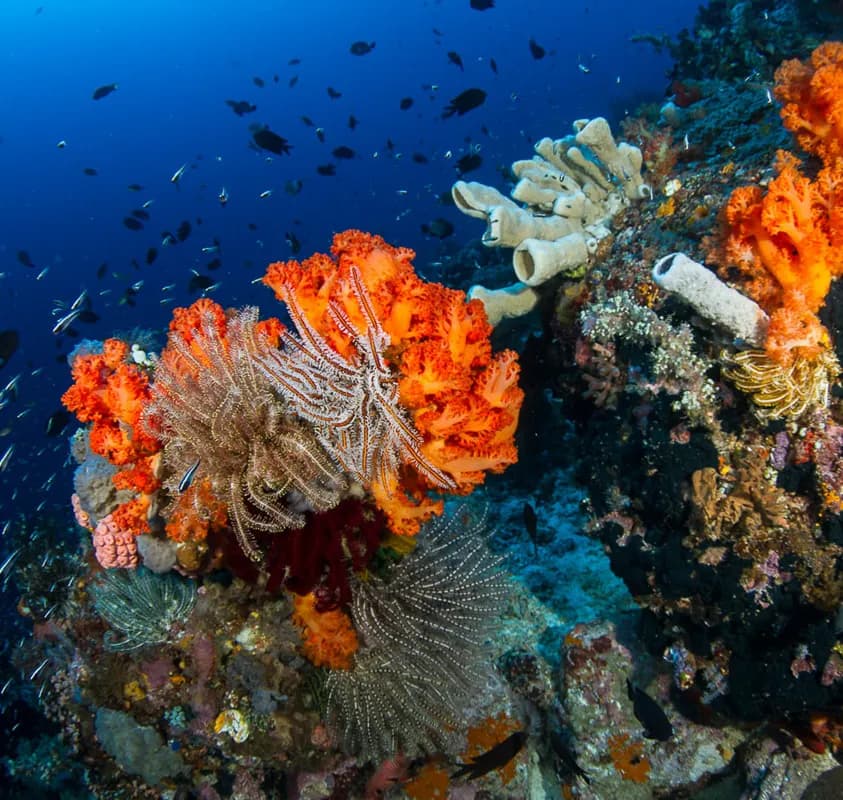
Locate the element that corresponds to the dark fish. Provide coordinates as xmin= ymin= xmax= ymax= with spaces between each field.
xmin=288 ymin=58 xmax=301 ymax=65
xmin=523 ymin=501 xmax=538 ymax=556
xmin=76 ymin=310 xmax=99 ymax=324
xmin=178 ymin=459 xmax=201 ymax=493
xmin=131 ymin=208 xmax=150 ymax=221
xmin=92 ymin=83 xmax=118 ymax=100
xmin=348 ymin=114 xmax=358 ymax=130
xmin=16 ymin=250 xmax=34 ymax=268
xmin=350 ymin=41 xmax=375 ymax=56
xmin=225 ymin=99 xmax=257 ymax=116
xmin=627 ymin=679 xmax=673 ymax=741
xmin=470 ymin=0 xmax=495 ymax=9
xmin=273 ymin=74 xmax=279 ymax=83
xmin=316 ymin=128 xmax=326 ymax=143
xmin=0 ymin=331 xmax=19 ymax=369
xmin=44 ymin=408 xmax=71 ymax=436
xmin=145 ymin=247 xmax=158 ymax=265
xmin=386 ymin=138 xmax=395 ymax=151
xmin=188 ymin=273 xmax=215 ymax=293
xmin=456 ymin=153 xmax=482 ymax=175
xmin=490 ymin=58 xmax=498 ymax=74
xmin=412 ymin=152 xmax=429 ymax=164
xmin=284 ymin=179 xmax=303 ymax=195
xmin=253 ymin=128 xmax=292 ymax=155
xmin=247 ymin=223 xmax=258 ymax=231
xmin=399 ymin=97 xmax=414 ymax=110
xmin=127 ymin=183 xmax=143 ymax=191
xmin=122 ymin=217 xmax=144 ymax=231
xmin=452 ymin=731 xmax=527 ymax=781
xmin=96 ymin=262 xmax=108 ymax=279
xmin=252 ymin=76 xmax=265 ymax=88
xmin=176 ymin=220 xmax=192 ymax=242
xmin=549 ymin=728 xmax=589 ymax=785
xmin=442 ymin=88 xmax=487 ymax=117
xmin=332 ymin=145 xmax=355 ymax=159
xmin=316 ymin=164 xmax=336 ymax=176
xmin=447 ymin=51 xmax=464 ymax=70
xmin=300 ymin=115 xmax=314 ymax=127
xmin=327 ymin=86 xmax=342 ymax=99
xmin=421 ymin=218 xmax=454 ymax=239
xmin=288 ymin=75 xmax=299 ymax=88
xmin=83 ymin=167 xmax=98 ymax=176
xmin=206 ymin=257 xmax=221 ymax=270
xmin=529 ymin=38 xmax=546 ymax=60
xmin=285 ymin=231 xmax=301 ymax=254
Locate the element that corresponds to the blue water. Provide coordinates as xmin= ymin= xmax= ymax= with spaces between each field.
xmin=0 ymin=0 xmax=694 ymax=563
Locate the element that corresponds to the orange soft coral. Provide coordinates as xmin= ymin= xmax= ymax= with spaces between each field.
xmin=263 ymin=230 xmax=523 ymax=535
xmin=721 ymin=152 xmax=843 ymax=364
xmin=292 ymin=592 xmax=359 ymax=670
xmin=775 ymin=41 xmax=843 ymax=165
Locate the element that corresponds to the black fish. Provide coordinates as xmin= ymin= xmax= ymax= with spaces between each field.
xmin=127 ymin=183 xmax=143 ymax=192
xmin=122 ymin=217 xmax=143 ymax=231
xmin=96 ymin=262 xmax=108 ymax=279
xmin=83 ymin=167 xmax=98 ymax=176
xmin=523 ymin=501 xmax=539 ymax=556
xmin=0 ymin=330 xmax=19 ymax=369
xmin=206 ymin=257 xmax=221 ymax=270
xmin=316 ymin=164 xmax=336 ymax=176
xmin=45 ymin=409 xmax=71 ymax=437
xmin=549 ymin=728 xmax=589 ymax=785
xmin=490 ymin=58 xmax=498 ymax=74
xmin=452 ymin=730 xmax=527 ymax=781
xmin=76 ymin=310 xmax=99 ymax=324
xmin=253 ymin=76 xmax=265 ymax=88
xmin=247 ymin=223 xmax=258 ymax=231
xmin=92 ymin=83 xmax=118 ymax=100
xmin=412 ymin=152 xmax=429 ymax=164
xmin=529 ymin=38 xmax=546 ymax=60
xmin=399 ymin=97 xmax=414 ymax=110
xmin=176 ymin=220 xmax=192 ymax=242
xmin=288 ymin=58 xmax=301 ymax=65
xmin=284 ymin=179 xmax=303 ymax=195
xmin=16 ymin=250 xmax=34 ymax=268
xmin=289 ymin=75 xmax=299 ymax=88
xmin=447 ymin=51 xmax=464 ymax=70
xmin=627 ymin=679 xmax=673 ymax=741
xmin=421 ymin=218 xmax=454 ymax=239
xmin=327 ymin=86 xmax=342 ymax=99
xmin=253 ymin=128 xmax=292 ymax=155
xmin=316 ymin=128 xmax=326 ymax=143
xmin=348 ymin=114 xmax=358 ymax=130
xmin=145 ymin=247 xmax=158 ymax=265
xmin=350 ymin=41 xmax=375 ymax=56
xmin=470 ymin=0 xmax=494 ymax=9
xmin=225 ymin=99 xmax=257 ymax=116
xmin=300 ymin=115 xmax=314 ymax=127
xmin=442 ymin=88 xmax=487 ymax=118
xmin=332 ymin=145 xmax=355 ymax=159
xmin=132 ymin=208 xmax=150 ymax=221
xmin=188 ymin=273 xmax=215 ymax=292
xmin=456 ymin=153 xmax=482 ymax=175
xmin=285 ymin=231 xmax=301 ymax=254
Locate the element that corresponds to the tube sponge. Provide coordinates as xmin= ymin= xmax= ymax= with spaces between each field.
xmin=652 ymin=252 xmax=770 ymax=346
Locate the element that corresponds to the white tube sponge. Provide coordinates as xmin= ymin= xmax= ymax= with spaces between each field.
xmin=451 ymin=181 xmax=517 ymax=219
xmin=468 ymin=283 xmax=539 ymax=326
xmin=513 ymin=233 xmax=595 ymax=286
xmin=486 ymin=205 xmax=579 ymax=248
xmin=574 ymin=117 xmax=651 ymax=201
xmin=652 ymin=252 xmax=770 ymax=347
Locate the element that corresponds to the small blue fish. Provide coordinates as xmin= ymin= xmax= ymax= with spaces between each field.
xmin=179 ymin=459 xmax=201 ymax=493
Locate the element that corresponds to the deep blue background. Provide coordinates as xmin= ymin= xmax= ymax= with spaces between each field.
xmin=0 ymin=0 xmax=697 ymax=517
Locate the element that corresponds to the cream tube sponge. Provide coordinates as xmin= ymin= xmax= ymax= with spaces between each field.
xmin=513 ymin=233 xmax=594 ymax=286
xmin=652 ymin=252 xmax=769 ymax=347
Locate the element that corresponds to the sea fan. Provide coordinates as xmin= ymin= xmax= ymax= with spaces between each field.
xmin=325 ymin=508 xmax=509 ymax=761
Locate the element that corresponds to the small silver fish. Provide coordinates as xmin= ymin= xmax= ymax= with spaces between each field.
xmin=142 ymin=199 xmax=154 ymax=208
xmin=218 ymin=187 xmax=229 ymax=205
xmin=0 ymin=444 xmax=14 ymax=471
xmin=0 ymin=547 xmax=21 ymax=578
xmin=170 ymin=162 xmax=188 ymax=184
xmin=201 ymin=245 xmax=219 ymax=254
xmin=52 ymin=307 xmax=83 ymax=334
xmin=70 ymin=289 xmax=88 ymax=310
xmin=179 ymin=459 xmax=201 ymax=493
xmin=36 ymin=267 xmax=50 ymax=280
xmin=259 ymin=189 xmax=273 ymax=199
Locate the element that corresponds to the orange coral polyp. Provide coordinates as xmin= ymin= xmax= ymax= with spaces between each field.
xmin=292 ymin=592 xmax=359 ymax=670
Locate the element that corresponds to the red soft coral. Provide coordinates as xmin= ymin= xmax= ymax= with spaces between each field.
xmin=775 ymin=41 xmax=843 ymax=164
